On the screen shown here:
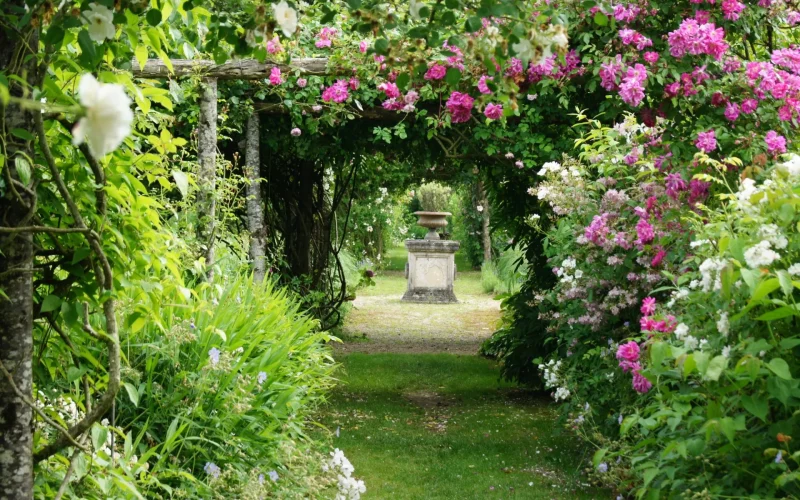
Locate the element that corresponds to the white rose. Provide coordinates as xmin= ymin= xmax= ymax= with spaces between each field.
xmin=83 ymin=3 xmax=116 ymax=43
xmin=273 ymin=1 xmax=298 ymax=38
xmin=512 ymin=39 xmax=534 ymax=62
xmin=409 ymin=0 xmax=424 ymax=20
xmin=72 ymin=74 xmax=133 ymax=158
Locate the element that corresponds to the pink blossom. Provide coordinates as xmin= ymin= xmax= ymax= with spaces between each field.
xmin=724 ymin=102 xmax=740 ymax=122
xmin=585 ymin=214 xmax=611 ymax=245
xmin=477 ymin=75 xmax=494 ymax=95
xmin=695 ymin=9 xmax=711 ymax=23
xmin=641 ymin=297 xmax=657 ymax=316
xmin=741 ymin=98 xmax=758 ymax=114
xmin=505 ymin=58 xmax=523 ymax=77
xmin=617 ymin=341 xmax=641 ymax=363
xmin=765 ymin=130 xmax=787 ymax=154
xmin=665 ymin=173 xmax=688 ymax=199
xmin=315 ymin=27 xmax=336 ymax=49
xmin=321 ymin=80 xmax=349 ymax=103
xmin=619 ymin=29 xmax=653 ymax=50
xmin=359 ymin=40 xmax=368 ymax=53
xmin=269 ymin=67 xmax=283 ymax=85
xmin=689 ymin=179 xmax=710 ymax=205
xmin=619 ymin=64 xmax=648 ymax=107
xmin=695 ymin=129 xmax=717 ymax=153
xmin=382 ymin=98 xmax=404 ymax=111
xmin=635 ymin=218 xmax=655 ymax=245
xmin=296 ymin=78 xmax=307 ymax=88
xmin=290 ymin=127 xmax=301 ymax=137
xmin=632 ymin=371 xmax=652 ymax=393
xmin=377 ymin=82 xmax=401 ymax=99
xmin=667 ymin=19 xmax=729 ymax=60
xmin=651 ymin=249 xmax=666 ymax=267
xmin=445 ymin=91 xmax=474 ymax=123
xmin=643 ymin=52 xmax=659 ymax=64
xmin=619 ymin=360 xmax=642 ymax=373
xmin=267 ymin=36 xmax=282 ymax=54
xmin=404 ymin=90 xmax=420 ymax=104
xmin=424 ymin=64 xmax=447 ymax=81
xmin=721 ymin=0 xmax=746 ymax=20
xmin=349 ymin=77 xmax=360 ymax=90
xmin=484 ymin=103 xmax=503 ymax=120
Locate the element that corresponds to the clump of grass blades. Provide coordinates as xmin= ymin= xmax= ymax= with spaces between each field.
xmin=117 ymin=274 xmax=338 ymax=497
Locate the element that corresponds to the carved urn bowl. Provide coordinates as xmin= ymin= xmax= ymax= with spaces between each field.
xmin=414 ymin=211 xmax=451 ymax=240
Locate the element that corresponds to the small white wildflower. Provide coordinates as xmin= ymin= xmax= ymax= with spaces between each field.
xmin=744 ymin=240 xmax=780 ymax=269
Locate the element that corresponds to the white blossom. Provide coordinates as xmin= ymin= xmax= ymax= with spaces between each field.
xmin=684 ymin=335 xmax=698 ymax=350
xmin=722 ymin=345 xmax=732 ymax=358
xmin=789 ymin=263 xmax=800 ymax=276
xmin=758 ymin=224 xmax=788 ymax=250
xmin=83 ymin=3 xmax=115 ymax=43
xmin=716 ymin=311 xmax=729 ymax=337
xmin=674 ymin=323 xmax=689 ymax=339
xmin=273 ymin=1 xmax=298 ymax=38
xmin=744 ymin=240 xmax=780 ymax=269
xmin=512 ymin=38 xmax=535 ymax=61
xmin=409 ymin=0 xmax=424 ymax=20
xmin=72 ymin=74 xmax=133 ymax=158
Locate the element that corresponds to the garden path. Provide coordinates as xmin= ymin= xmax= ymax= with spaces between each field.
xmin=320 ymin=248 xmax=606 ymax=499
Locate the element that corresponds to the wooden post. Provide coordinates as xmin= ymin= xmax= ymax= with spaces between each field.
xmin=245 ymin=113 xmax=267 ymax=282
xmin=197 ymin=78 xmax=217 ymax=277
xmin=478 ymin=180 xmax=492 ymax=263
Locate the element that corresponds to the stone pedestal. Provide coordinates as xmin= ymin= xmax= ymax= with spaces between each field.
xmin=402 ymin=239 xmax=460 ymax=303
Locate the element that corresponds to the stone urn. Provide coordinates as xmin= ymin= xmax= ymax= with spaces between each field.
xmin=414 ymin=211 xmax=451 ymax=240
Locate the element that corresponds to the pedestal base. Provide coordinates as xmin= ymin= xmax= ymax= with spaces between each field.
xmin=402 ymin=239 xmax=460 ymax=304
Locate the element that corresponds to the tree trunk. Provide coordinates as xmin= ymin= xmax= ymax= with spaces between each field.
xmin=0 ymin=12 xmax=37 ymax=498
xmin=197 ymin=78 xmax=217 ymax=277
xmin=479 ymin=181 xmax=492 ymax=263
xmin=245 ymin=114 xmax=266 ymax=282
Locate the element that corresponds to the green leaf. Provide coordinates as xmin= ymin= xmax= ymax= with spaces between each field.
xmin=740 ymin=268 xmax=758 ymax=291
xmin=408 ymin=26 xmax=429 ymax=39
xmin=593 ymin=11 xmax=608 ymax=26
xmin=777 ymin=270 xmax=794 ymax=296
xmin=72 ymin=247 xmax=92 ymax=265
xmin=768 ymin=358 xmax=793 ymax=380
xmin=396 ymin=73 xmax=410 ymax=91
xmin=621 ymin=415 xmax=638 ymax=436
xmin=445 ymin=67 xmax=462 ymax=86
xmin=146 ymin=9 xmax=162 ymax=26
xmin=650 ymin=341 xmax=669 ymax=367
xmin=14 ymin=156 xmax=31 ymax=185
xmin=11 ymin=128 xmax=35 ymax=141
xmin=757 ymin=306 xmax=799 ymax=321
xmin=592 ymin=448 xmax=607 ymax=467
xmin=91 ymin=425 xmax=109 ymax=451
xmin=466 ymin=16 xmax=483 ymax=32
xmin=345 ymin=0 xmax=361 ymax=8
xmin=374 ymin=38 xmax=389 ymax=55
xmin=741 ymin=395 xmax=768 ymax=422
xmin=44 ymin=26 xmax=65 ymax=46
xmin=751 ymin=278 xmax=781 ymax=302
xmin=77 ymin=29 xmax=97 ymax=64
xmin=40 ymin=294 xmax=62 ymax=313
xmin=705 ymin=355 xmax=728 ymax=381
xmin=135 ymin=44 xmax=149 ymax=71
xmin=123 ymin=382 xmax=140 ymax=407
xmin=172 ymin=170 xmax=189 ymax=197
xmin=719 ymin=417 xmax=737 ymax=443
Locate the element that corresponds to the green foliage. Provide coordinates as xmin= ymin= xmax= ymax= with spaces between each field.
xmin=417 ymin=181 xmax=452 ymax=213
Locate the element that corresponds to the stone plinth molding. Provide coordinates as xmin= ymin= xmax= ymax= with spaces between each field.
xmin=402 ymin=239 xmax=460 ymax=303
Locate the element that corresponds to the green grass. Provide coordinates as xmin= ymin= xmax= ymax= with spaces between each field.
xmin=358 ymin=269 xmax=485 ymax=298
xmin=317 ymin=354 xmax=605 ymax=499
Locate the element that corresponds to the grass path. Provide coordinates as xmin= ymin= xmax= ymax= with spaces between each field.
xmin=320 ymin=247 xmax=605 ymax=498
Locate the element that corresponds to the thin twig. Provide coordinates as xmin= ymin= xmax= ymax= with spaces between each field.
xmin=0 ymin=226 xmax=90 ymax=234
xmin=0 ymin=359 xmax=90 ymax=453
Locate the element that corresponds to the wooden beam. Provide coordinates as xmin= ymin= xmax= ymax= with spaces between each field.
xmin=254 ymin=102 xmax=411 ymax=122
xmin=131 ymin=58 xmax=329 ymax=79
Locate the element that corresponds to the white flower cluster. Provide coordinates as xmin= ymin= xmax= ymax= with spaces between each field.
xmin=323 ymin=448 xmax=366 ymax=500
xmin=758 ymin=224 xmax=789 ymax=250
xmin=538 ymin=360 xmax=571 ymax=401
xmin=777 ymin=153 xmax=800 ymax=178
xmin=697 ymin=257 xmax=727 ymax=292
xmin=556 ymin=257 xmax=583 ymax=284
xmin=744 ymin=240 xmax=781 ymax=269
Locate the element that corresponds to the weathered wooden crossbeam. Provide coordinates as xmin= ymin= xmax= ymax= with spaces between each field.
xmin=131 ymin=57 xmax=329 ymax=79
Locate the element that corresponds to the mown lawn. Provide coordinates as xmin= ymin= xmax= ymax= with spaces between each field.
xmin=317 ymin=354 xmax=606 ymax=499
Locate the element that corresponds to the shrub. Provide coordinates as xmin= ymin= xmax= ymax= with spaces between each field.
xmin=481 ymin=261 xmax=500 ymax=293
xmin=417 ymin=182 xmax=452 ymax=213
xmin=36 ymin=274 xmax=340 ymax=498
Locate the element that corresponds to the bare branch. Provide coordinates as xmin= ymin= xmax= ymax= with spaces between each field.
xmin=0 ymin=226 xmax=90 ymax=234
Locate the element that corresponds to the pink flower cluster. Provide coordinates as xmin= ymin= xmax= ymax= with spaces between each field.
xmin=619 ymin=29 xmax=653 ymax=50
xmin=505 ymin=58 xmax=523 ymax=77
xmin=765 ymin=130 xmax=787 ymax=154
xmin=664 ymin=173 xmax=688 ymax=200
xmin=424 ymin=63 xmax=447 ymax=81
xmin=446 ymin=91 xmax=474 ymax=123
xmin=721 ymin=0 xmax=746 ymax=20
xmin=269 ymin=67 xmax=282 ymax=86
xmin=620 ymin=64 xmax=648 ymax=107
xmin=321 ymin=80 xmax=349 ymax=103
xmin=484 ymin=103 xmax=503 ymax=120
xmin=614 ymin=3 xmax=643 ymax=23
xmin=665 ymin=66 xmax=711 ymax=98
xmin=315 ymin=27 xmax=336 ymax=48
xmin=616 ymin=341 xmax=651 ymax=393
xmin=667 ymin=19 xmax=729 ymax=60
xmin=442 ymin=41 xmax=465 ymax=70
xmin=477 ymin=75 xmax=494 ymax=94
xmin=695 ymin=129 xmax=717 ymax=153
xmin=528 ymin=51 xmax=585 ymax=83
xmin=267 ymin=36 xmax=282 ymax=54
xmin=382 ymin=90 xmax=419 ymax=113
xmin=585 ymin=213 xmax=612 ymax=245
